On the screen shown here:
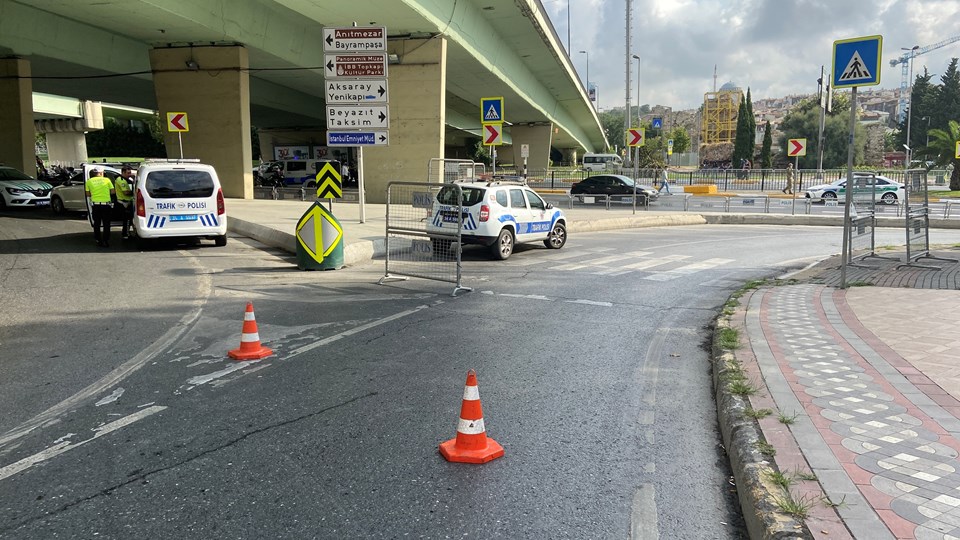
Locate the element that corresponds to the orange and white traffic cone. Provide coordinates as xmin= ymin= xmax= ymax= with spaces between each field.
xmin=228 ymin=302 xmax=273 ymax=361
xmin=439 ymin=370 xmax=504 ymax=464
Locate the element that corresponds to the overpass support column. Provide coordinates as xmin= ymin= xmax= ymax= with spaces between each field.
xmin=0 ymin=58 xmax=34 ymax=174
xmin=510 ymin=124 xmax=554 ymax=174
xmin=364 ymin=38 xmax=447 ymax=202
xmin=561 ymin=148 xmax=579 ymax=167
xmin=149 ymin=46 xmax=252 ymax=198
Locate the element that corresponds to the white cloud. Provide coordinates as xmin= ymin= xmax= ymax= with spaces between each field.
xmin=544 ymin=0 xmax=960 ymax=110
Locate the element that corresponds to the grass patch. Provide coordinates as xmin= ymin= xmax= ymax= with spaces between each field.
xmin=822 ymin=494 xmax=847 ymax=509
xmin=744 ymin=408 xmax=773 ymax=420
xmin=719 ymin=327 xmax=739 ymax=350
xmin=754 ymin=440 xmax=776 ymax=457
xmin=791 ymin=468 xmax=818 ymax=482
xmin=764 ymin=469 xmax=794 ymax=491
xmin=772 ymin=492 xmax=816 ymax=520
xmin=846 ymin=280 xmax=874 ymax=287
xmin=729 ymin=379 xmax=759 ymax=396
xmin=778 ymin=411 xmax=799 ymax=425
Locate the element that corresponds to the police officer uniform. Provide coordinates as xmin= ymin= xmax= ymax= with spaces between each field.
xmin=85 ymin=168 xmax=115 ymax=247
xmin=114 ymin=167 xmax=135 ymax=239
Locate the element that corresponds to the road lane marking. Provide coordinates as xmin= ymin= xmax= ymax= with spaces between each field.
xmin=565 ymin=299 xmax=614 ymax=307
xmin=631 ymin=483 xmax=659 ymax=540
xmin=287 ymin=304 xmax=432 ymax=359
xmin=187 ymin=361 xmax=260 ymax=386
xmin=0 ymin=253 xmax=211 ymax=450
xmin=94 ymin=387 xmax=124 ymax=407
xmin=0 ymin=406 xmax=166 ymax=482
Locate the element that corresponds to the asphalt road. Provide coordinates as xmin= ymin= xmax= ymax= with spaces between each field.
xmin=4 ymin=210 xmax=960 ymax=539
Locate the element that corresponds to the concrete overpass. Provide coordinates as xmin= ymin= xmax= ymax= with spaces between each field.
xmin=0 ymin=0 xmax=607 ymax=201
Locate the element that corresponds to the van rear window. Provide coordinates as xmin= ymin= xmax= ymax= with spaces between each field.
xmin=145 ymin=170 xmax=215 ymax=198
xmin=437 ymin=186 xmax=484 ymax=206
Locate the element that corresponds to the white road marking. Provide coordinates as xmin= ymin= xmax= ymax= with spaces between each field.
xmin=0 ymin=406 xmax=166 ymax=482
xmin=565 ymin=299 xmax=614 ymax=307
xmin=499 ymin=293 xmax=552 ymax=301
xmin=0 ymin=254 xmax=211 ymax=450
xmin=187 ymin=361 xmax=260 ymax=386
xmin=551 ymin=251 xmax=652 ymax=271
xmin=609 ymin=254 xmax=691 ymax=275
xmin=52 ymin=433 xmax=76 ymax=444
xmin=631 ymin=483 xmax=659 ymax=540
xmin=643 ymin=258 xmax=734 ymax=281
xmin=94 ymin=387 xmax=124 ymax=407
xmin=287 ymin=304 xmax=432 ymax=359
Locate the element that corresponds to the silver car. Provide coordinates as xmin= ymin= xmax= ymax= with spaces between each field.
xmin=0 ymin=166 xmax=52 ymax=209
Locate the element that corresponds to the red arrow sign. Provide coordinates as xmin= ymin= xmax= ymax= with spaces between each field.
xmin=627 ymin=128 xmax=644 ymax=146
xmin=484 ymin=123 xmax=502 ymax=145
xmin=787 ymin=138 xmax=806 ymax=157
xmin=166 ymin=112 xmax=189 ymax=132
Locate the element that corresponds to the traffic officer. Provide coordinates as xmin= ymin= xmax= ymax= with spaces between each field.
xmin=84 ymin=168 xmax=115 ymax=247
xmin=114 ymin=166 xmax=135 ymax=239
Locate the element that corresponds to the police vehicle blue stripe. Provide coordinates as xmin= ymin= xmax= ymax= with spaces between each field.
xmin=159 ymin=217 xmax=166 ymax=228
xmin=209 ymin=214 xmax=218 ymax=226
xmin=200 ymin=215 xmax=209 ymax=226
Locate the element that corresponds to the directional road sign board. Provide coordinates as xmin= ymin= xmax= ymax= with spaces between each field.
xmin=787 ymin=138 xmax=807 ymax=157
xmin=325 ymin=79 xmax=388 ymax=104
xmin=955 ymin=141 xmax=960 ymax=159
xmin=667 ymin=139 xmax=674 ymax=155
xmin=327 ymin=131 xmax=389 ymax=146
xmin=324 ymin=54 xmax=387 ymax=78
xmin=483 ymin=123 xmax=503 ymax=146
xmin=323 ymin=27 xmax=386 ymax=52
xmin=481 ymin=97 xmax=504 ymax=124
xmin=652 ymin=117 xmax=662 ymax=129
xmin=626 ymin=128 xmax=644 ymax=147
xmin=166 ymin=112 xmax=189 ymax=132
xmin=326 ymin=105 xmax=389 ymax=129
xmin=296 ymin=202 xmax=343 ymax=261
xmin=315 ymin=162 xmax=342 ymax=199
xmin=833 ymin=35 xmax=882 ymax=88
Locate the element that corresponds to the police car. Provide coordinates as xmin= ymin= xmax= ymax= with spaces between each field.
xmin=804 ymin=174 xmax=904 ymax=205
xmin=427 ymin=180 xmax=566 ymax=260
xmin=133 ymin=159 xmax=227 ymax=247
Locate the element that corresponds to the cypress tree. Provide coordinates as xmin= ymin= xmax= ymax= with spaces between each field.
xmin=760 ymin=120 xmax=772 ymax=169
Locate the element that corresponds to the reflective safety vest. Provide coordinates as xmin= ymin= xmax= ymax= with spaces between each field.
xmin=115 ymin=177 xmax=133 ymax=202
xmin=86 ymin=175 xmax=114 ymax=203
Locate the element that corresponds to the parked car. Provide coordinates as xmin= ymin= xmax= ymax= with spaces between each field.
xmin=570 ymin=174 xmax=659 ymax=204
xmin=804 ymin=174 xmax=904 ymax=205
xmin=0 ymin=166 xmax=52 ymax=209
xmin=50 ymin=164 xmax=123 ymax=215
xmin=133 ymin=159 xmax=227 ymax=248
xmin=426 ymin=180 xmax=566 ymax=260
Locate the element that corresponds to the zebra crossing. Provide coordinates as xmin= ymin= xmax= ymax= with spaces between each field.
xmin=512 ymin=245 xmax=735 ymax=280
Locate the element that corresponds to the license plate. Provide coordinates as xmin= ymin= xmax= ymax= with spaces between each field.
xmin=170 ymin=214 xmax=198 ymax=222
xmin=442 ymin=214 xmax=459 ymax=223
xmin=34 ymin=200 xmax=50 ymax=206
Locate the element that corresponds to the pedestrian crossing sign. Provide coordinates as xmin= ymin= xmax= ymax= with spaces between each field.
xmin=832 ymin=35 xmax=882 ymax=89
xmin=481 ymin=97 xmax=504 ymax=124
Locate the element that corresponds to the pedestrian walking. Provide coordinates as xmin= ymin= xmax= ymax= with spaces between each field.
xmin=114 ymin=166 xmax=135 ymax=239
xmin=783 ymin=162 xmax=795 ymax=194
xmin=85 ymin=168 xmax=115 ymax=247
xmin=658 ymin=167 xmax=672 ymax=194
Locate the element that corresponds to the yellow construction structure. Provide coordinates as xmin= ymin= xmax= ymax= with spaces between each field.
xmin=701 ymin=82 xmax=743 ymax=145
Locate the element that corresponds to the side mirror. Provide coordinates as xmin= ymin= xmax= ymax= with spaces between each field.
xmin=545 ymin=202 xmax=554 ymax=209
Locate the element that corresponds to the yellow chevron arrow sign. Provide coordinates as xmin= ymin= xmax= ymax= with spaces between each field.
xmin=315 ymin=162 xmax=342 ymax=199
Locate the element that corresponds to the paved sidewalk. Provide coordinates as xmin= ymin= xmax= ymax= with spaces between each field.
xmin=729 ymin=252 xmax=960 ymax=539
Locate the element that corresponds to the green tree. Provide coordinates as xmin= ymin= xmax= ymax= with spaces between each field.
xmin=86 ymin=117 xmax=165 ymax=158
xmin=778 ymin=94 xmax=864 ymax=168
xmin=732 ymin=94 xmax=751 ymax=166
xmin=746 ymin=87 xmax=756 ymax=160
xmin=933 ymin=59 xmax=960 ymax=134
xmin=668 ymin=126 xmax=690 ymax=154
xmin=760 ymin=120 xmax=772 ymax=169
xmin=915 ymin=120 xmax=960 ymax=190
xmin=896 ymin=68 xmax=937 ymax=150
xmin=597 ymin=108 xmax=625 ymax=152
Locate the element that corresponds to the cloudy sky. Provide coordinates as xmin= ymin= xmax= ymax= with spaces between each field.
xmin=541 ymin=0 xmax=960 ymax=111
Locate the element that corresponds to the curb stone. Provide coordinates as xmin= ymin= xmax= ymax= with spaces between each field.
xmin=713 ymin=309 xmax=811 ymax=540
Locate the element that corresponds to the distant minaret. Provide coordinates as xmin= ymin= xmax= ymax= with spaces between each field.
xmin=713 ymin=64 xmax=717 ymax=92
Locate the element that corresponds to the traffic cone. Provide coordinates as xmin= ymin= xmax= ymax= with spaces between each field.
xmin=439 ymin=370 xmax=504 ymax=464
xmin=228 ymin=302 xmax=273 ymax=361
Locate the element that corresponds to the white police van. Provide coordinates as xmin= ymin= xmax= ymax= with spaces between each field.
xmin=133 ymin=159 xmax=227 ymax=248
xmin=427 ymin=180 xmax=566 ymax=260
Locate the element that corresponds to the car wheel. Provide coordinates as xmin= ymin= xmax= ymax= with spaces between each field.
xmin=0 ymin=195 xmax=6 ymax=209
xmin=491 ymin=228 xmax=514 ymax=260
xmin=881 ymin=192 xmax=897 ymax=205
xmin=544 ymin=222 xmax=567 ymax=249
xmin=306 ymin=181 xmax=316 ymax=188
xmin=215 ymin=234 xmax=228 ymax=247
xmin=822 ymin=191 xmax=837 ymax=201
xmin=51 ymin=196 xmax=65 ymax=215
xmin=135 ymin=236 xmax=151 ymax=250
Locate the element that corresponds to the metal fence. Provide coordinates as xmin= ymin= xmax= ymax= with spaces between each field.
xmin=900 ymin=169 xmax=957 ymax=269
xmin=378 ymin=182 xmax=470 ymax=297
xmin=428 ymin=158 xmax=486 ymax=184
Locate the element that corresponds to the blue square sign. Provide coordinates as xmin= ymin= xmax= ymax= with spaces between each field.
xmin=652 ymin=117 xmax=662 ymax=129
xmin=481 ymin=97 xmax=504 ymax=125
xmin=832 ymin=35 xmax=882 ymax=88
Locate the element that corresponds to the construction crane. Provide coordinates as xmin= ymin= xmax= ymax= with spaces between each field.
xmin=892 ymin=34 xmax=960 ymax=123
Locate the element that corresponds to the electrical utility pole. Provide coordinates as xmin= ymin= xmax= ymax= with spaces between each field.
xmin=624 ymin=0 xmax=632 ymax=165
xmin=816 ymin=66 xmax=828 ymax=178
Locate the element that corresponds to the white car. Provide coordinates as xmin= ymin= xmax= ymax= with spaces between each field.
xmin=133 ymin=159 xmax=227 ymax=247
xmin=427 ymin=181 xmax=567 ymax=260
xmin=50 ymin=164 xmax=123 ymax=214
xmin=0 ymin=166 xmax=52 ymax=209
xmin=804 ymin=174 xmax=904 ymax=205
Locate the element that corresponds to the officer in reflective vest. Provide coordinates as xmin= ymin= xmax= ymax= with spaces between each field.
xmin=85 ymin=168 xmax=115 ymax=247
xmin=114 ymin=166 xmax=135 ymax=239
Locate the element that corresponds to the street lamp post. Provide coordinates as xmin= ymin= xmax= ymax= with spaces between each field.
xmin=632 ymin=53 xmax=640 ymax=176
xmin=904 ymin=45 xmax=920 ymax=170
xmin=567 ymin=0 xmax=570 ymax=54
xmin=579 ymin=50 xmax=589 ymax=102
xmin=922 ymin=116 xmax=931 ymax=147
